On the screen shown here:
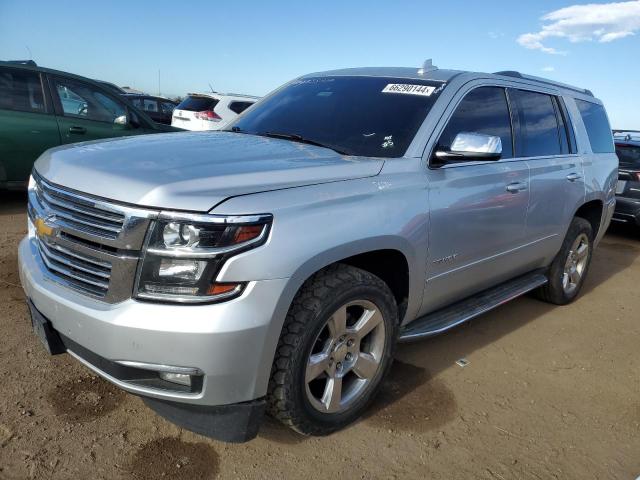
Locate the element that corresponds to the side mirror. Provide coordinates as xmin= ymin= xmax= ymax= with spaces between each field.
xmin=434 ymin=132 xmax=502 ymax=163
xmin=113 ymin=114 xmax=129 ymax=129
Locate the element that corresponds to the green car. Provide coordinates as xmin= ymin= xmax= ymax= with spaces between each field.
xmin=0 ymin=60 xmax=180 ymax=189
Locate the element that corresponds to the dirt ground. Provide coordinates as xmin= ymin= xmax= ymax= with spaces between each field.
xmin=1 ymin=190 xmax=639 ymax=480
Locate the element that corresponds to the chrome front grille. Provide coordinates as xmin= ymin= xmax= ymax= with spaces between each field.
xmin=34 ymin=176 xmax=126 ymax=239
xmin=37 ymin=239 xmax=111 ymax=297
xmin=28 ymin=173 xmax=157 ymax=303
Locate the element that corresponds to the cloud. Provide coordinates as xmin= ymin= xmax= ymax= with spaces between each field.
xmin=518 ymin=0 xmax=640 ymax=54
xmin=541 ymin=66 xmax=555 ymax=72
xmin=488 ymin=31 xmax=504 ymax=39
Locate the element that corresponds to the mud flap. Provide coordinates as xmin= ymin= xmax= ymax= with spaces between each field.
xmin=142 ymin=396 xmax=266 ymax=443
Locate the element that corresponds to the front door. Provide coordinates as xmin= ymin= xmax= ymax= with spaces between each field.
xmin=49 ymin=75 xmax=140 ymax=144
xmin=421 ymin=86 xmax=531 ymax=314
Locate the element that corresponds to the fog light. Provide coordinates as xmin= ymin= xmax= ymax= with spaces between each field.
xmin=159 ymin=372 xmax=192 ymax=387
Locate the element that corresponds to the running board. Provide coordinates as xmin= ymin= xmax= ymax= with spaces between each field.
xmin=398 ymin=272 xmax=548 ymax=342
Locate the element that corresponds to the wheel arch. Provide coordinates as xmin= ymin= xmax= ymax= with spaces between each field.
xmin=574 ymin=199 xmax=604 ymax=239
xmin=254 ymin=237 xmax=419 ymax=399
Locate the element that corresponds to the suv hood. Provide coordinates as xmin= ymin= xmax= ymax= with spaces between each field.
xmin=35 ymin=132 xmax=384 ymax=211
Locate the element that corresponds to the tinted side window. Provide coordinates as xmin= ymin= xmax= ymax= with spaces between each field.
xmin=229 ymin=101 xmax=254 ymax=114
xmin=161 ymin=102 xmax=175 ymax=114
xmin=143 ymin=98 xmax=159 ymax=112
xmin=437 ymin=87 xmax=513 ymax=159
xmin=54 ymin=77 xmax=126 ymax=122
xmin=575 ymin=99 xmax=614 ymax=153
xmin=509 ymin=89 xmax=561 ymax=157
xmin=0 ymin=68 xmax=45 ymax=113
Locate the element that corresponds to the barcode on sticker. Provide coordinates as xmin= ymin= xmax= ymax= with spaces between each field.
xmin=382 ymin=84 xmax=436 ymax=96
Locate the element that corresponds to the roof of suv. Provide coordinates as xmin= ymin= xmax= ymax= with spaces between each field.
xmin=0 ymin=60 xmax=125 ymax=93
xmin=123 ymin=93 xmax=177 ymax=103
xmin=186 ymin=92 xmax=260 ymax=100
xmin=302 ymin=65 xmax=595 ymax=98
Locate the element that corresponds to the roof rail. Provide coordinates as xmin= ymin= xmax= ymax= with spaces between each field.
xmin=613 ymin=130 xmax=640 ymax=142
xmin=5 ymin=59 xmax=37 ymax=66
xmin=493 ymin=70 xmax=594 ymax=97
xmin=494 ymin=70 xmax=523 ymax=79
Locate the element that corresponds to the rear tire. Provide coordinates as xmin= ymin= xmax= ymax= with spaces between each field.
xmin=267 ymin=264 xmax=398 ymax=436
xmin=537 ymin=217 xmax=593 ymax=305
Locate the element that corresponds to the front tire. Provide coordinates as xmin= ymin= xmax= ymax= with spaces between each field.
xmin=538 ymin=217 xmax=593 ymax=305
xmin=267 ymin=264 xmax=398 ymax=436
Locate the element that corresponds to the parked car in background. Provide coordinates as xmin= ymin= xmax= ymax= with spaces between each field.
xmin=0 ymin=60 xmax=179 ymax=189
xmin=613 ymin=130 xmax=640 ymax=228
xmin=124 ymin=94 xmax=178 ymax=125
xmin=171 ymin=92 xmax=259 ymax=131
xmin=19 ymin=62 xmax=617 ymax=442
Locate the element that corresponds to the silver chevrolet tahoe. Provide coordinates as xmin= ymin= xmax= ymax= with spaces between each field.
xmin=18 ymin=62 xmax=618 ymax=442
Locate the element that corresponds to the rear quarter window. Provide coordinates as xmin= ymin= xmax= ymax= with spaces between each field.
xmin=575 ymin=99 xmax=614 ymax=153
xmin=0 ymin=68 xmax=46 ymax=113
xmin=229 ymin=101 xmax=254 ymax=114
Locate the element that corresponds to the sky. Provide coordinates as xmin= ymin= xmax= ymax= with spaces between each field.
xmin=1 ymin=0 xmax=639 ymax=128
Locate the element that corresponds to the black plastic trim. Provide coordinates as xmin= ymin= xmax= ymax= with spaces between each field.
xmin=143 ymin=396 xmax=266 ymax=443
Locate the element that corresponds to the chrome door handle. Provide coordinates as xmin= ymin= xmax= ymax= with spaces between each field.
xmin=566 ymin=172 xmax=582 ymax=182
xmin=506 ymin=182 xmax=527 ymax=193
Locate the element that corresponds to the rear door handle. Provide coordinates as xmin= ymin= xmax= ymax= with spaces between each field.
xmin=506 ymin=182 xmax=527 ymax=193
xmin=566 ymin=172 xmax=582 ymax=182
xmin=68 ymin=126 xmax=87 ymax=135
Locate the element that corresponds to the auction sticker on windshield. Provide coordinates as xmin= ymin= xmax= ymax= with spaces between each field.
xmin=382 ymin=84 xmax=436 ymax=96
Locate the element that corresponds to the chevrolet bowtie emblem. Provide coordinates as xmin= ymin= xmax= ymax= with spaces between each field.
xmin=34 ymin=216 xmax=55 ymax=238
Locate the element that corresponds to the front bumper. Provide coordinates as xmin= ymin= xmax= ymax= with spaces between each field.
xmin=18 ymin=235 xmax=289 ymax=407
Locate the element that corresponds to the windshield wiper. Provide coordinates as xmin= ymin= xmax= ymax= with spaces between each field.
xmin=222 ymin=126 xmax=246 ymax=133
xmin=258 ymin=131 xmax=350 ymax=155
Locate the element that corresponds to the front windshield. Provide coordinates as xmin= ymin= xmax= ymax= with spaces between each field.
xmin=229 ymin=76 xmax=445 ymax=158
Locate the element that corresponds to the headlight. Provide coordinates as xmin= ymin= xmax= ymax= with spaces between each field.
xmin=135 ymin=212 xmax=272 ymax=303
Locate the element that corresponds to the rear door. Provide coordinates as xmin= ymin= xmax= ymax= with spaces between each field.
xmin=0 ymin=67 xmax=60 ymax=186
xmin=49 ymin=75 xmax=143 ymax=144
xmin=511 ymin=88 xmax=585 ymax=265
xmin=422 ymin=85 xmax=531 ymax=313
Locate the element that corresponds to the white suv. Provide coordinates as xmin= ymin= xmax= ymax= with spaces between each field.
xmin=171 ymin=92 xmax=259 ymax=131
